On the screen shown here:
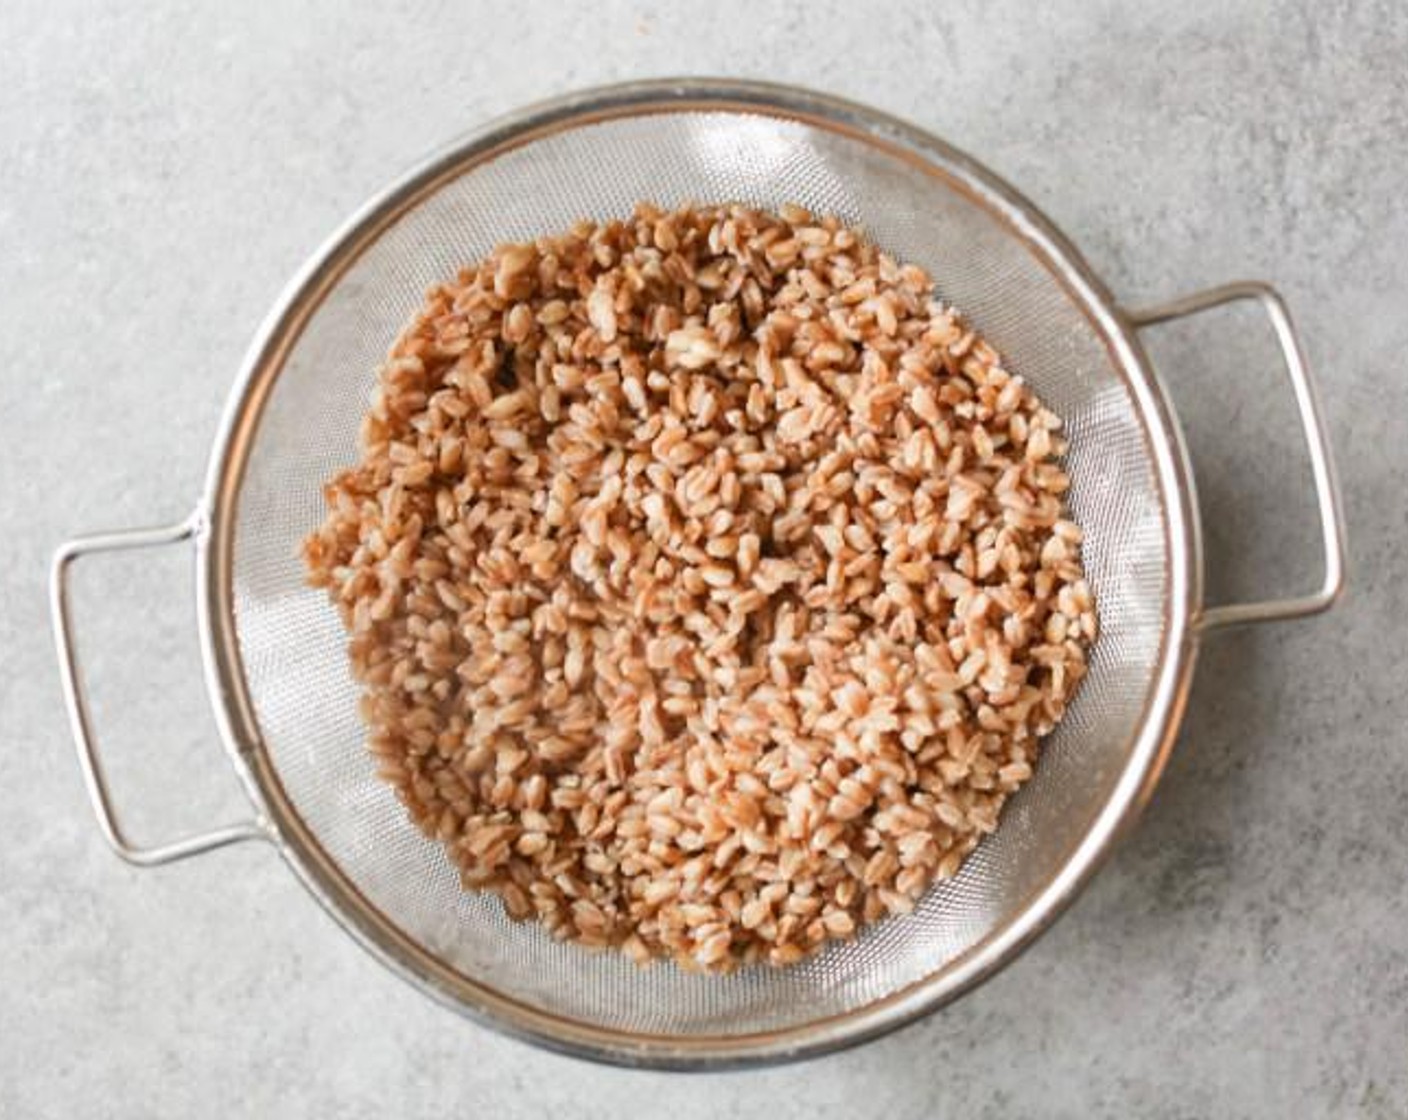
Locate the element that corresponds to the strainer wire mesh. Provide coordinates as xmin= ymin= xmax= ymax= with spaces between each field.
xmin=221 ymin=91 xmax=1171 ymax=1049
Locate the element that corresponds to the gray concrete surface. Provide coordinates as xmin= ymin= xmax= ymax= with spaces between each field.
xmin=2 ymin=1 xmax=1405 ymax=1116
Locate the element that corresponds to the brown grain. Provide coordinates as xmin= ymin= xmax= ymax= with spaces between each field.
xmin=303 ymin=202 xmax=1097 ymax=971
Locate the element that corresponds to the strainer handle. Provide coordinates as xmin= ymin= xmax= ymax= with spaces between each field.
xmin=1126 ymin=281 xmax=1347 ymax=631
xmin=50 ymin=513 xmax=271 ymax=866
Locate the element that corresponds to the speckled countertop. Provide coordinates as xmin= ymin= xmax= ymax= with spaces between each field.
xmin=2 ymin=2 xmax=1405 ymax=1116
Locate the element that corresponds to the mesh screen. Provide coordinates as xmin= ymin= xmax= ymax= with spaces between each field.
xmin=229 ymin=109 xmax=1167 ymax=1037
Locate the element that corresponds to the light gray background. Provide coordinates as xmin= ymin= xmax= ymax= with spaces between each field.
xmin=2 ymin=2 xmax=1404 ymax=1116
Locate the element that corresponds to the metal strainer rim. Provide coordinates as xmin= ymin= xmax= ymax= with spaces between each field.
xmin=193 ymin=79 xmax=1199 ymax=1068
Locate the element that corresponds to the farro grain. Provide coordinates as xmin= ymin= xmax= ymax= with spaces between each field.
xmin=304 ymin=202 xmax=1097 ymax=972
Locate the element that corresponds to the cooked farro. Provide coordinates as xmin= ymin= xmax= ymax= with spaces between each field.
xmin=303 ymin=202 xmax=1097 ymax=971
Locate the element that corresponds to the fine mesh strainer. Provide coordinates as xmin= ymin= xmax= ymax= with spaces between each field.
xmin=51 ymin=80 xmax=1345 ymax=1068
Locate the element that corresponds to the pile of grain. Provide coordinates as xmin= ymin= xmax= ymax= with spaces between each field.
xmin=303 ymin=202 xmax=1096 ymax=971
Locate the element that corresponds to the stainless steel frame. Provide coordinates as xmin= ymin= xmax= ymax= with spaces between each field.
xmin=49 ymin=79 xmax=1346 ymax=1068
